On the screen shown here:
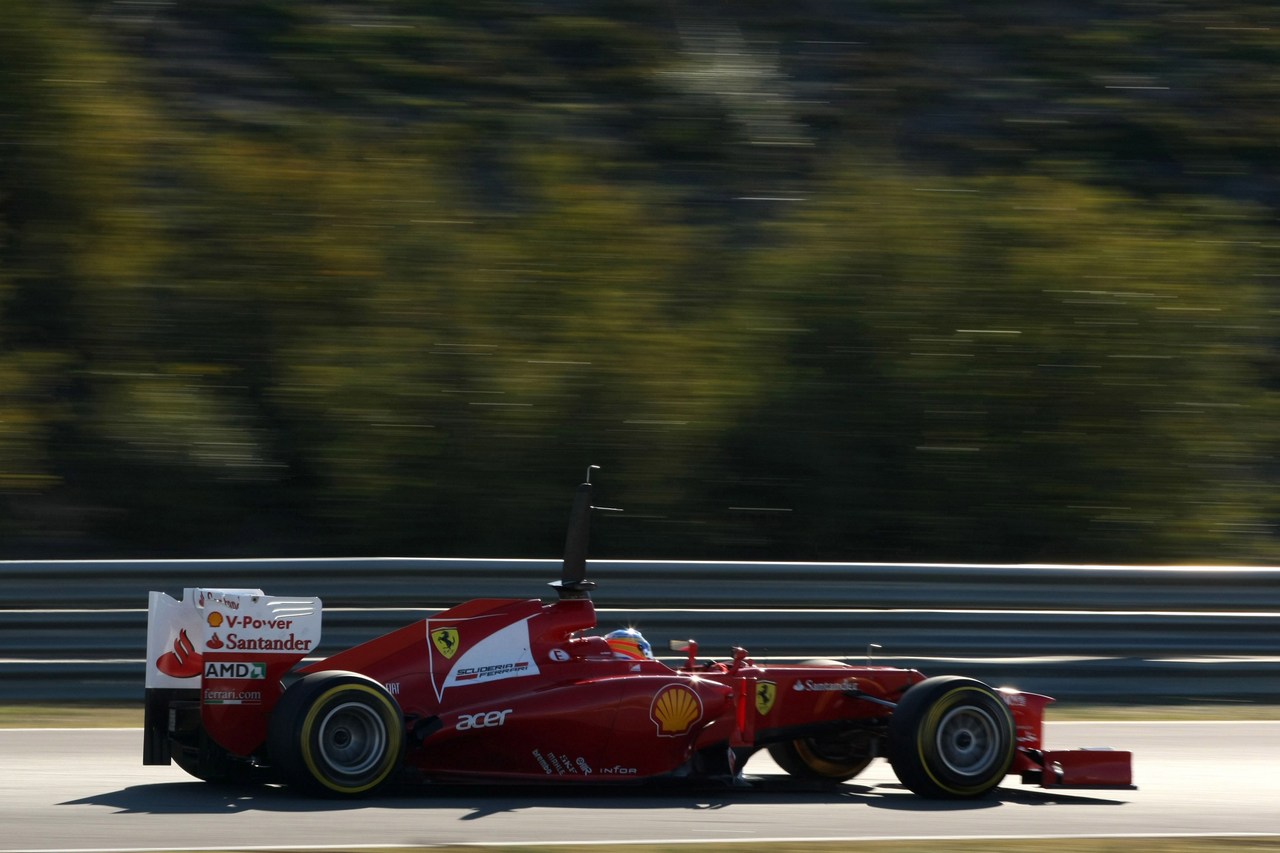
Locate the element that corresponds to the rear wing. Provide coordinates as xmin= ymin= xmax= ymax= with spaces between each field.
xmin=146 ymin=588 xmax=322 ymax=687
xmin=144 ymin=588 xmax=322 ymax=763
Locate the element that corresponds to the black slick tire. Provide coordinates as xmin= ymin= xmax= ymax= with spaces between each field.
xmin=768 ymin=732 xmax=874 ymax=784
xmin=267 ymin=671 xmax=404 ymax=797
xmin=887 ymin=675 xmax=1015 ymax=799
xmin=767 ymin=659 xmax=873 ymax=784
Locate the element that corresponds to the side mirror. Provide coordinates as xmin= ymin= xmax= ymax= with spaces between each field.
xmin=669 ymin=639 xmax=698 ymax=670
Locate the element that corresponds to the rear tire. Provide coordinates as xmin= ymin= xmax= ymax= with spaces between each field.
xmin=888 ymin=675 xmax=1015 ymax=799
xmin=268 ymin=671 xmax=404 ymax=797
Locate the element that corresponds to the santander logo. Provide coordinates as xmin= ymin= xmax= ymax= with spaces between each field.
xmin=155 ymin=628 xmax=203 ymax=678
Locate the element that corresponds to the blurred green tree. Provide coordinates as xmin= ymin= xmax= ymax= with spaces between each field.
xmin=1 ymin=0 xmax=1275 ymax=562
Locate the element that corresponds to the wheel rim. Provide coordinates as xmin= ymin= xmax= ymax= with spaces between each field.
xmin=934 ymin=705 xmax=1000 ymax=777
xmin=316 ymin=701 xmax=387 ymax=777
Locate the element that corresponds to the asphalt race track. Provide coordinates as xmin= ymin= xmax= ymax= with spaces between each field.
xmin=2 ymin=722 xmax=1277 ymax=852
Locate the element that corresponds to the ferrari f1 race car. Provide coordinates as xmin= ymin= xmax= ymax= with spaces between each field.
xmin=144 ymin=472 xmax=1133 ymax=799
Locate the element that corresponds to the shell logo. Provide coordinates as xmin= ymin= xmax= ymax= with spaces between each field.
xmin=207 ymin=611 xmax=224 ymax=628
xmin=649 ymin=684 xmax=703 ymax=737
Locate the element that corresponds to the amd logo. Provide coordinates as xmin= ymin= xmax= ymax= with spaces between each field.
xmin=456 ymin=709 xmax=512 ymax=731
xmin=203 ymin=661 xmax=265 ymax=680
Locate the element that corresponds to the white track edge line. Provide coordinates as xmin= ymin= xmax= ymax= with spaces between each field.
xmin=5 ymin=832 xmax=1280 ymax=853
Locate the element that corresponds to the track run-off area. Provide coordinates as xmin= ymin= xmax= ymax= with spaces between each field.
xmin=1 ymin=722 xmax=1278 ymax=852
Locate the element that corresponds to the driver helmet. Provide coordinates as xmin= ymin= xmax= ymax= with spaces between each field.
xmin=605 ymin=627 xmax=653 ymax=660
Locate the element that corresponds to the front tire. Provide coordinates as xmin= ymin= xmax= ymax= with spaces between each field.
xmin=268 ymin=671 xmax=404 ymax=797
xmin=768 ymin=730 xmax=874 ymax=783
xmin=888 ymin=676 xmax=1015 ymax=799
xmin=768 ymin=659 xmax=874 ymax=784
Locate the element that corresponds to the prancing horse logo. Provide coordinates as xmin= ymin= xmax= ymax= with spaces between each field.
xmin=432 ymin=627 xmax=460 ymax=659
xmin=755 ymin=681 xmax=777 ymax=716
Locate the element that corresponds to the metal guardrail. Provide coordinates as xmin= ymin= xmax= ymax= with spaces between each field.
xmin=2 ymin=559 xmax=1278 ymax=703
xmin=6 ymin=558 xmax=1280 ymax=610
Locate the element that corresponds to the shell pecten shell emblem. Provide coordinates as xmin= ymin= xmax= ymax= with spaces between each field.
xmin=650 ymin=683 xmax=704 ymax=737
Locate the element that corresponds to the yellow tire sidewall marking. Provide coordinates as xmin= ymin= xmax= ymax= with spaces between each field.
xmin=299 ymin=683 xmax=402 ymax=795
xmin=915 ymin=686 xmax=1014 ymax=796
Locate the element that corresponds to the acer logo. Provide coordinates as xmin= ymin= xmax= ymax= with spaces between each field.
xmin=456 ymin=709 xmax=512 ymax=731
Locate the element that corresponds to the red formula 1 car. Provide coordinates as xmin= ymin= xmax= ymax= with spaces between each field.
xmin=144 ymin=473 xmax=1132 ymax=799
